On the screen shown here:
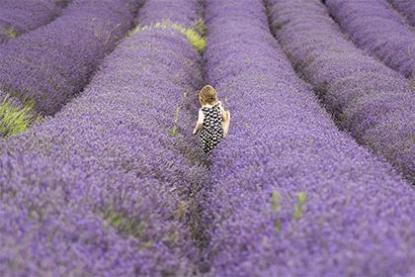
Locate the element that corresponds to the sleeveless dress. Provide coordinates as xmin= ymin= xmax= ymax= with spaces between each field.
xmin=200 ymin=103 xmax=224 ymax=153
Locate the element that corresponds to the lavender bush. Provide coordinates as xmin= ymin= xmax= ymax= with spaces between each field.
xmin=0 ymin=0 xmax=63 ymax=44
xmin=0 ymin=0 xmax=138 ymax=137
xmin=202 ymin=0 xmax=415 ymax=275
xmin=138 ymin=0 xmax=201 ymax=26
xmin=0 ymin=0 xmax=207 ymax=275
xmin=325 ymin=0 xmax=415 ymax=78
xmin=268 ymin=0 xmax=415 ymax=182
xmin=388 ymin=0 xmax=415 ymax=27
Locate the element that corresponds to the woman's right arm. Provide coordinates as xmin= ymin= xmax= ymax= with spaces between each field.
xmin=193 ymin=109 xmax=204 ymax=135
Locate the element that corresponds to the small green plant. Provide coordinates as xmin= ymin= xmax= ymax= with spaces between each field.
xmin=271 ymin=191 xmax=280 ymax=212
xmin=0 ymin=100 xmax=32 ymax=137
xmin=271 ymin=191 xmax=308 ymax=232
xmin=104 ymin=209 xmax=147 ymax=239
xmin=175 ymin=200 xmax=187 ymax=221
xmin=168 ymin=127 xmax=177 ymax=137
xmin=271 ymin=191 xmax=281 ymax=232
xmin=3 ymin=26 xmax=17 ymax=38
xmin=293 ymin=192 xmax=307 ymax=220
xmin=181 ymin=27 xmax=206 ymax=52
xmin=168 ymin=106 xmax=181 ymax=137
xmin=193 ymin=19 xmax=206 ymax=37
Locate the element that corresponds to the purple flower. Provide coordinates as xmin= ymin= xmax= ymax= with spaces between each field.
xmin=269 ymin=0 xmax=415 ymax=182
xmin=326 ymin=0 xmax=415 ymax=78
xmin=388 ymin=0 xmax=415 ymax=27
xmin=0 ymin=0 xmax=205 ymax=275
xmin=0 ymin=0 xmax=137 ymax=118
xmin=0 ymin=0 xmax=63 ymax=43
xmin=202 ymin=0 xmax=415 ymax=275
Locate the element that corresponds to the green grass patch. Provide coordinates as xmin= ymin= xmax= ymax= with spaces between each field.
xmin=271 ymin=191 xmax=281 ymax=232
xmin=2 ymin=26 xmax=17 ymax=38
xmin=168 ymin=106 xmax=181 ymax=137
xmin=103 ymin=209 xmax=147 ymax=239
xmin=271 ymin=191 xmax=308 ymax=232
xmin=133 ymin=20 xmax=206 ymax=52
xmin=180 ymin=27 xmax=206 ymax=52
xmin=0 ymin=100 xmax=32 ymax=137
xmin=293 ymin=192 xmax=307 ymax=220
xmin=271 ymin=191 xmax=280 ymax=213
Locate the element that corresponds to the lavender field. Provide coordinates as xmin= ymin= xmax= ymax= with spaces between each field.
xmin=0 ymin=0 xmax=414 ymax=276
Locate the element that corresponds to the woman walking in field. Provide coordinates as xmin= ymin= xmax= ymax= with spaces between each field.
xmin=193 ymin=85 xmax=230 ymax=153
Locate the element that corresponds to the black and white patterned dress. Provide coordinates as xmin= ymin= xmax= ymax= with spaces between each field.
xmin=199 ymin=103 xmax=224 ymax=153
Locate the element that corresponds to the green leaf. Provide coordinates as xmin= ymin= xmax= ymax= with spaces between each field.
xmin=293 ymin=192 xmax=307 ymax=220
xmin=271 ymin=191 xmax=280 ymax=213
xmin=0 ymin=100 xmax=32 ymax=137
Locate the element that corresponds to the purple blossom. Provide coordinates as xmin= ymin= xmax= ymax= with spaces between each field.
xmin=137 ymin=0 xmax=201 ymax=26
xmin=1 ymin=0 xmax=414 ymax=275
xmin=0 ymin=0 xmax=63 ymax=43
xmin=325 ymin=0 xmax=415 ymax=78
xmin=268 ymin=0 xmax=415 ymax=182
xmin=0 ymin=0 xmax=206 ymax=275
xmin=0 ymin=0 xmax=138 ymax=117
xmin=388 ymin=0 xmax=415 ymax=27
xmin=202 ymin=0 xmax=415 ymax=275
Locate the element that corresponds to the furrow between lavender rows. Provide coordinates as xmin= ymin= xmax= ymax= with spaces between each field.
xmin=268 ymin=0 xmax=415 ymax=183
xmin=201 ymin=0 xmax=415 ymax=275
xmin=0 ymin=0 xmax=66 ymax=44
xmin=388 ymin=0 xmax=415 ymax=27
xmin=0 ymin=0 xmax=208 ymax=275
xmin=0 ymin=0 xmax=141 ymax=138
xmin=325 ymin=0 xmax=415 ymax=79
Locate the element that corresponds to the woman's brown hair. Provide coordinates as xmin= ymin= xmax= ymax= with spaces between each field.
xmin=199 ymin=85 xmax=217 ymax=105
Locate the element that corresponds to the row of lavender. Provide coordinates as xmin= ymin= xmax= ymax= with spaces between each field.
xmin=325 ymin=0 xmax=415 ymax=79
xmin=0 ymin=0 xmax=140 ymax=137
xmin=268 ymin=0 xmax=415 ymax=183
xmin=201 ymin=0 xmax=415 ymax=275
xmin=0 ymin=0 xmax=65 ymax=43
xmin=0 ymin=0 xmax=207 ymax=275
xmin=388 ymin=0 xmax=415 ymax=27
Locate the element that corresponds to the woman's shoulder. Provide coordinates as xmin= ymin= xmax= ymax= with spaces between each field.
xmin=200 ymin=105 xmax=211 ymax=113
xmin=214 ymin=101 xmax=225 ymax=111
xmin=202 ymin=101 xmax=223 ymax=109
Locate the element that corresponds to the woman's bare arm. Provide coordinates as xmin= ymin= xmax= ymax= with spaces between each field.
xmin=193 ymin=109 xmax=204 ymax=135
xmin=223 ymin=110 xmax=230 ymax=137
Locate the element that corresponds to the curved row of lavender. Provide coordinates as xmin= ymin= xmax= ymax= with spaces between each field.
xmin=202 ymin=0 xmax=415 ymax=275
xmin=388 ymin=0 xmax=415 ymax=27
xmin=138 ymin=0 xmax=201 ymax=26
xmin=268 ymin=0 xmax=415 ymax=183
xmin=0 ymin=0 xmax=138 ymax=120
xmin=0 ymin=0 xmax=63 ymax=44
xmin=0 ymin=0 xmax=207 ymax=275
xmin=325 ymin=0 xmax=415 ymax=78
